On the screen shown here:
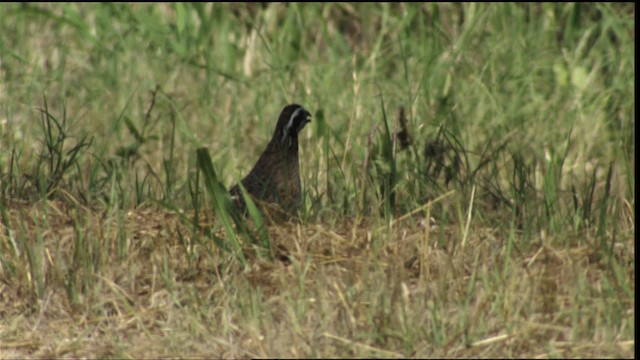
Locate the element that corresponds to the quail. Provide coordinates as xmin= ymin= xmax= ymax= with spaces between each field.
xmin=229 ymin=104 xmax=311 ymax=216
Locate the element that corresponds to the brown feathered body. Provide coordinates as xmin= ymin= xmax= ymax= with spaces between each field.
xmin=229 ymin=104 xmax=311 ymax=215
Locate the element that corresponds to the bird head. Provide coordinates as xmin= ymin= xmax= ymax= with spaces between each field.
xmin=275 ymin=104 xmax=311 ymax=148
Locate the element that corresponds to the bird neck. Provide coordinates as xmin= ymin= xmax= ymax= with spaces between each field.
xmin=268 ymin=135 xmax=299 ymax=154
xmin=248 ymin=139 xmax=298 ymax=177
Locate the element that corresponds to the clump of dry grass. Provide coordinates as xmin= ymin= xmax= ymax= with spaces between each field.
xmin=0 ymin=194 xmax=634 ymax=358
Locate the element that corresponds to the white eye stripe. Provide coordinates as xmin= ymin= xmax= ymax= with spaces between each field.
xmin=282 ymin=107 xmax=303 ymax=143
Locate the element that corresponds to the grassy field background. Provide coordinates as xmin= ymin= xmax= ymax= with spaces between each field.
xmin=0 ymin=3 xmax=635 ymax=358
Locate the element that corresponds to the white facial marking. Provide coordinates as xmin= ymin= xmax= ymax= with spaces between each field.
xmin=282 ymin=107 xmax=303 ymax=144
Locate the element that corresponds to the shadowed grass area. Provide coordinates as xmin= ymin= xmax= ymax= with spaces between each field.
xmin=0 ymin=3 xmax=634 ymax=358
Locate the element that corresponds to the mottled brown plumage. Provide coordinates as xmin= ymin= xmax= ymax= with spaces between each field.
xmin=229 ymin=104 xmax=311 ymax=216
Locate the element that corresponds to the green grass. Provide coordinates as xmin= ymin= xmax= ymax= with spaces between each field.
xmin=0 ymin=3 xmax=634 ymax=358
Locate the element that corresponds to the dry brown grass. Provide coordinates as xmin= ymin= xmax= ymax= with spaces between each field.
xmin=0 ymin=197 xmax=634 ymax=358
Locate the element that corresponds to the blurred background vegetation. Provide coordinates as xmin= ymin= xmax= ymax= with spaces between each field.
xmin=1 ymin=4 xmax=634 ymax=218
